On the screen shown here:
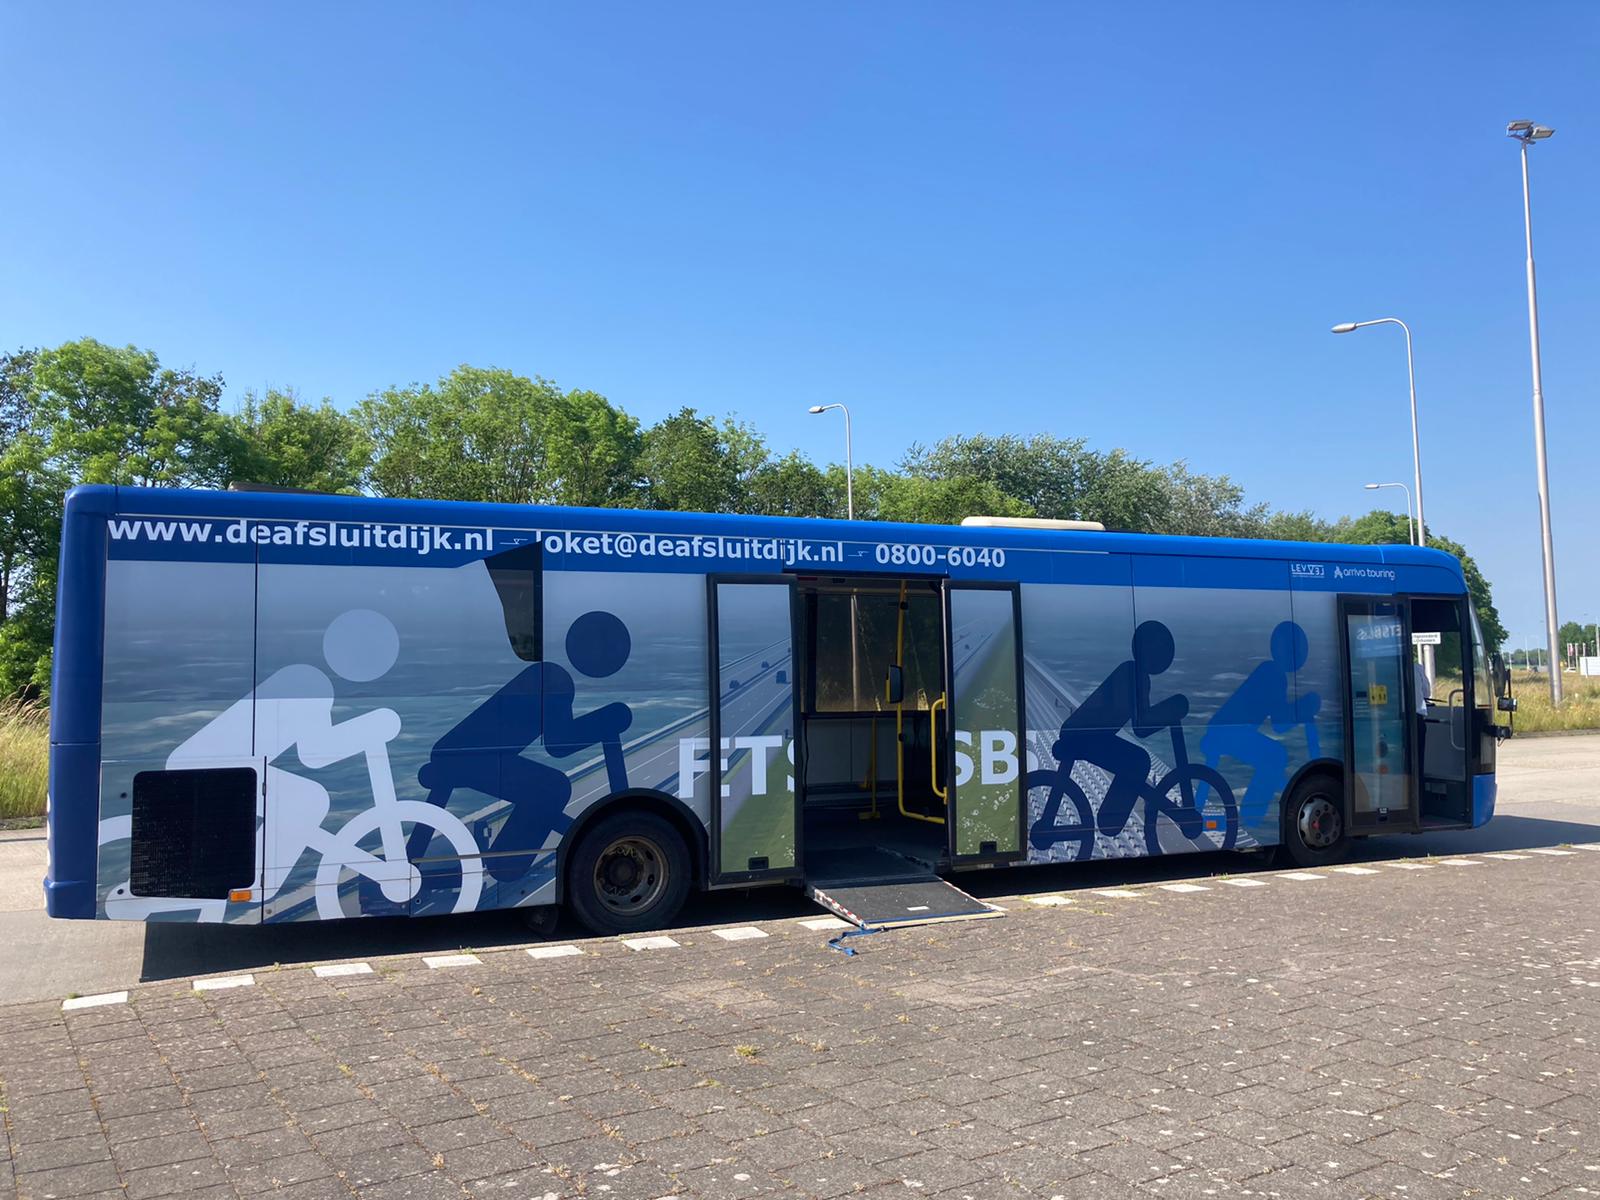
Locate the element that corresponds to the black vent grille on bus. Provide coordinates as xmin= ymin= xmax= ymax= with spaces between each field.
xmin=130 ymin=768 xmax=257 ymax=899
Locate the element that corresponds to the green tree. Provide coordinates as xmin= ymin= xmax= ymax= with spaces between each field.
xmin=31 ymin=339 xmax=224 ymax=487
xmin=360 ymin=367 xmax=641 ymax=506
xmin=745 ymin=452 xmax=842 ymax=519
xmin=900 ymin=433 xmax=1266 ymax=535
xmin=557 ymin=389 xmax=645 ymax=508
xmin=636 ymin=408 xmax=743 ymax=512
xmin=1 ymin=351 xmax=62 ymax=629
xmin=1 ymin=340 xmax=229 ymax=697
xmin=205 ymin=388 xmax=369 ymax=493
xmin=853 ymin=467 xmax=1033 ymax=526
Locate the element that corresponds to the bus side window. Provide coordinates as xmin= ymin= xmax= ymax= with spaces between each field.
xmin=485 ymin=542 xmax=543 ymax=662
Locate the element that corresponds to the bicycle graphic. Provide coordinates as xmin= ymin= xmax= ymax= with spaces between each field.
xmin=1027 ymin=722 xmax=1240 ymax=860
xmin=99 ymin=609 xmax=484 ymax=922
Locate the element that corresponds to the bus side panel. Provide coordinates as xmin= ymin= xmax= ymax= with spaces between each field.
xmin=538 ymin=570 xmax=713 ymax=869
xmin=1020 ymin=558 xmax=1136 ymax=865
xmin=98 ymin=556 xmax=261 ymax=922
xmin=253 ymin=555 xmax=528 ymax=922
xmin=1130 ymin=557 xmax=1300 ymax=853
xmin=1287 ymin=588 xmax=1343 ymax=789
xmin=250 ymin=557 xmax=711 ymax=923
xmin=44 ymin=487 xmax=113 ymax=920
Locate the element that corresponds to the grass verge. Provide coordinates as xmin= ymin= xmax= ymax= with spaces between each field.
xmin=1508 ymin=669 xmax=1600 ymax=734
xmin=0 ymin=701 xmax=49 ymax=821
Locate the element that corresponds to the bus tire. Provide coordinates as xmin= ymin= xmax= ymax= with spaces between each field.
xmin=566 ymin=810 xmax=691 ymax=936
xmin=1279 ymin=770 xmax=1348 ymax=869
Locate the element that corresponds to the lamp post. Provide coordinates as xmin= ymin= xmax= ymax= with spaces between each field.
xmin=1364 ymin=481 xmax=1415 ymax=546
xmin=1507 ymin=119 xmax=1562 ymax=704
xmin=807 ymin=403 xmax=855 ymax=521
xmin=1332 ymin=319 xmax=1426 ymax=549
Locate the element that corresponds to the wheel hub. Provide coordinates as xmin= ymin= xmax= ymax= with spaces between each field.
xmin=1298 ymin=794 xmax=1342 ymax=850
xmin=594 ymin=836 xmax=667 ymax=916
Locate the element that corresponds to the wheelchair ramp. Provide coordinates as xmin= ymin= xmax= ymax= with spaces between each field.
xmin=806 ymin=875 xmax=1002 ymax=931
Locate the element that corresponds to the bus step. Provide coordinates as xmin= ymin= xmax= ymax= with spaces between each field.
xmin=805 ymin=876 xmax=1002 ymax=931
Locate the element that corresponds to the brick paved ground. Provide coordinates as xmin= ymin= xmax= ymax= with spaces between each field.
xmin=3 ymin=846 xmax=1598 ymax=1199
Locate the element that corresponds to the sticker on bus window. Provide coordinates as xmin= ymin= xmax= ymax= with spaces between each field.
xmin=1369 ymin=683 xmax=1389 ymax=705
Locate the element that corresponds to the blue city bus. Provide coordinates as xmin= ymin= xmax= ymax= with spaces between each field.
xmin=45 ymin=485 xmax=1509 ymax=935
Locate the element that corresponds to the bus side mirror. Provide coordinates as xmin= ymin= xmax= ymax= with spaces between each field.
xmin=1490 ymin=652 xmax=1511 ymax=699
xmin=885 ymin=665 xmax=904 ymax=706
xmin=1497 ymin=695 xmax=1517 ymax=713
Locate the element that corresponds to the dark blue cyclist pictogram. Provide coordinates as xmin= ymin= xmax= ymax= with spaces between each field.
xmin=1027 ymin=620 xmax=1238 ymax=860
xmin=406 ymin=551 xmax=635 ymax=885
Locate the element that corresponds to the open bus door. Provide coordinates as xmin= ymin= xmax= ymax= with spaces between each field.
xmin=1338 ymin=594 xmax=1477 ymax=832
xmin=1339 ymin=597 xmax=1417 ymax=830
xmin=944 ymin=582 xmax=1026 ymax=863
xmin=707 ymin=577 xmax=802 ymax=884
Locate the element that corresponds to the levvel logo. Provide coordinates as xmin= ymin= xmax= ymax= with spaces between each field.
xmin=1289 ymin=562 xmax=1326 ymax=579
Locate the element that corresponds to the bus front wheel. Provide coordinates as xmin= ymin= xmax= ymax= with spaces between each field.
xmin=566 ymin=811 xmax=691 ymax=936
xmin=1279 ymin=771 xmax=1348 ymax=869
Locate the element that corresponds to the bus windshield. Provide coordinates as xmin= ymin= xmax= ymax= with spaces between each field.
xmin=1468 ymin=601 xmax=1493 ymax=710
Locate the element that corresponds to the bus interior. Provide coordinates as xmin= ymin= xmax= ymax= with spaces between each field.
xmin=794 ymin=577 xmax=952 ymax=884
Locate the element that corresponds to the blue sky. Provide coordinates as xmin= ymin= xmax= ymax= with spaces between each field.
xmin=3 ymin=3 xmax=1596 ymax=649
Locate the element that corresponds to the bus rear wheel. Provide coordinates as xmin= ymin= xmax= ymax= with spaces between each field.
xmin=1279 ymin=771 xmax=1348 ymax=869
xmin=566 ymin=811 xmax=691 ymax=937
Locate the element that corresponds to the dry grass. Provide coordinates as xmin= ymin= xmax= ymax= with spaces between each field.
xmin=1509 ymin=669 xmax=1600 ymax=734
xmin=0 ymin=701 xmax=49 ymax=821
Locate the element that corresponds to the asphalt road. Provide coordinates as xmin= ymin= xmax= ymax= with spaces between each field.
xmin=2 ymin=732 xmax=1596 ymax=1006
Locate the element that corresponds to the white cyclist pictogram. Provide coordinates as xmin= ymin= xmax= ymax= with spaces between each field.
xmin=99 ymin=609 xmax=483 ymax=921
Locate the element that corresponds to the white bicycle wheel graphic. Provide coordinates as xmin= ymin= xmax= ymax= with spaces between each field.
xmin=313 ymin=801 xmax=484 ymax=920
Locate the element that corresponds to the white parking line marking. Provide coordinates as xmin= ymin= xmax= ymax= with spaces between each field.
xmin=1160 ymin=883 xmax=1209 ymax=893
xmin=527 ymin=945 xmax=584 ymax=959
xmin=623 ymin=936 xmax=680 ymax=951
xmin=1027 ymin=895 xmax=1073 ymax=906
xmin=713 ymin=927 xmax=769 ymax=942
xmin=1526 ymin=847 xmax=1575 ymax=856
xmin=1388 ymin=862 xmax=1434 ymax=870
xmin=193 ymin=975 xmax=254 ymax=991
xmin=423 ymin=954 xmax=480 ymax=969
xmin=313 ymin=963 xmax=373 ymax=978
xmin=799 ymin=916 xmax=852 ymax=931
xmin=1330 ymin=866 xmax=1380 ymax=875
xmin=1280 ymin=872 xmax=1326 ymax=881
xmin=63 ymin=991 xmax=128 ymax=1011
xmin=1092 ymin=889 xmax=1141 ymax=898
xmin=1482 ymin=852 xmax=1530 ymax=860
xmin=1436 ymin=858 xmax=1482 ymax=867
xmin=1220 ymin=878 xmax=1268 ymax=888
xmin=1570 ymin=842 xmax=1600 ymax=851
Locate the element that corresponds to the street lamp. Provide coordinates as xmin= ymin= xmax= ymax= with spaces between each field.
xmin=1507 ymin=119 xmax=1562 ymax=705
xmin=1332 ymin=319 xmax=1426 ymax=549
xmin=807 ymin=403 xmax=855 ymax=520
xmin=1364 ymin=482 xmax=1415 ymax=545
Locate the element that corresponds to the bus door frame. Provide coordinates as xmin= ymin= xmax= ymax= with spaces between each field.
xmin=942 ymin=579 xmax=1028 ymax=866
xmin=706 ymin=573 xmax=805 ymax=887
xmin=1336 ymin=593 xmax=1420 ymax=834
xmin=1405 ymin=591 xmax=1478 ymax=825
